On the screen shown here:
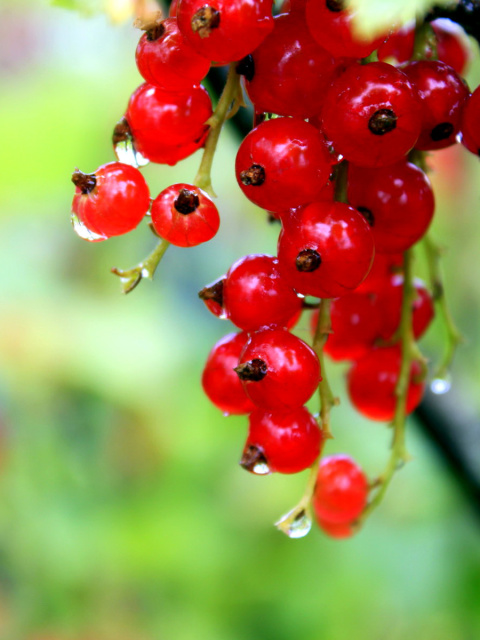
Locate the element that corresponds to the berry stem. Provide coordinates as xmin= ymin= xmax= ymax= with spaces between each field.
xmin=111 ymin=237 xmax=170 ymax=294
xmin=359 ymin=248 xmax=419 ymax=522
xmin=423 ymin=233 xmax=463 ymax=381
xmin=312 ymin=298 xmax=337 ymax=440
xmin=275 ymin=299 xmax=337 ymax=538
xmin=412 ymin=17 xmax=438 ymax=61
xmin=194 ymin=63 xmax=242 ymax=197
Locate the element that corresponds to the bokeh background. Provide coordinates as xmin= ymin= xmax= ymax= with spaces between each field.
xmin=1 ymin=0 xmax=480 ymax=638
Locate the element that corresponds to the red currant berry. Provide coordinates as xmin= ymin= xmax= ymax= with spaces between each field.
xmin=460 ymin=85 xmax=480 ymax=156
xmin=305 ymin=0 xmax=389 ymax=59
xmin=202 ymin=332 xmax=255 ymax=415
xmin=135 ymin=18 xmax=210 ymax=92
xmin=71 ymin=162 xmax=150 ymax=239
xmin=356 ymin=252 xmax=403 ymax=294
xmin=277 ymin=200 xmax=374 ymax=299
xmin=402 ymin=60 xmax=469 ymax=151
xmin=378 ymin=19 xmax=471 ymax=76
xmin=243 ymin=12 xmax=348 ymax=119
xmin=347 ymin=346 xmax=425 ymax=422
xmin=313 ymin=454 xmax=368 ymax=524
xmin=241 ymin=406 xmax=322 ymax=474
xmin=177 ymin=0 xmax=274 ymax=63
xmin=279 ymin=0 xmax=307 ymax=14
xmin=311 ymin=291 xmax=380 ymax=362
xmin=322 ymin=62 xmax=422 ymax=168
xmin=223 ymin=254 xmax=302 ymax=331
xmin=347 ymin=161 xmax=435 ymax=254
xmin=316 ymin=517 xmax=355 ymax=539
xmin=198 ymin=275 xmax=226 ymax=318
xmin=125 ymin=83 xmax=212 ymax=165
xmin=236 ymin=327 xmax=321 ymax=410
xmin=375 ymin=275 xmax=434 ymax=342
xmin=170 ymin=0 xmax=179 ymax=16
xmin=235 ymin=117 xmax=332 ymax=213
xmin=151 ymin=183 xmax=219 ymax=247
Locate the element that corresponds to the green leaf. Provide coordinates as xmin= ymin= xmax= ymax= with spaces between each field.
xmin=347 ymin=0 xmax=454 ymax=38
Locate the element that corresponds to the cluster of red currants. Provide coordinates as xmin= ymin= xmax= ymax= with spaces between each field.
xmin=71 ymin=0 xmax=479 ymax=538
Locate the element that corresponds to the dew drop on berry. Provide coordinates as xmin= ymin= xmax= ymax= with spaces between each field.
xmin=114 ymin=136 xmax=149 ymax=168
xmin=430 ymin=375 xmax=451 ymax=395
xmin=71 ymin=213 xmax=107 ymax=242
xmin=275 ymin=507 xmax=312 ymax=539
xmin=252 ymin=460 xmax=270 ymax=475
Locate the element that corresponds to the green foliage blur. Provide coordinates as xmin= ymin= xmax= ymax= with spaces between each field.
xmin=0 ymin=1 xmax=480 ymax=638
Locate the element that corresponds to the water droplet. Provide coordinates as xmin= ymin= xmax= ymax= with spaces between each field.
xmin=430 ymin=376 xmax=451 ymax=395
xmin=276 ymin=508 xmax=312 ymax=539
xmin=71 ymin=213 xmax=107 ymax=242
xmin=114 ymin=137 xmax=149 ymax=168
xmin=252 ymin=460 xmax=270 ymax=475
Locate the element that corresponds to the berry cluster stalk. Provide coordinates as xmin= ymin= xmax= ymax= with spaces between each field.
xmin=112 ymin=63 xmax=241 ymax=293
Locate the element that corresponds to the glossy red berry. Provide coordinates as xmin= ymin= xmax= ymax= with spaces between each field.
xmin=322 ymin=62 xmax=422 ymax=168
xmin=177 ymin=0 xmax=274 ymax=63
xmin=125 ymin=82 xmax=212 ymax=165
xmin=316 ymin=517 xmax=355 ymax=539
xmin=236 ymin=327 xmax=321 ymax=410
xmin=461 ymin=86 xmax=480 ymax=155
xmin=356 ymin=252 xmax=403 ymax=294
xmin=151 ymin=183 xmax=219 ymax=247
xmin=375 ymin=275 xmax=434 ymax=341
xmin=402 ymin=60 xmax=469 ymax=151
xmin=71 ymin=162 xmax=150 ymax=239
xmin=279 ymin=0 xmax=307 ymax=14
xmin=313 ymin=454 xmax=368 ymax=524
xmin=305 ymin=0 xmax=389 ymax=59
xmin=223 ymin=254 xmax=302 ymax=331
xmin=277 ymin=200 xmax=374 ymax=299
xmin=135 ymin=18 xmax=210 ymax=92
xmin=378 ymin=19 xmax=471 ymax=76
xmin=311 ymin=291 xmax=380 ymax=362
xmin=241 ymin=407 xmax=322 ymax=474
xmin=347 ymin=346 xmax=425 ymax=422
xmin=347 ymin=161 xmax=435 ymax=254
xmin=235 ymin=117 xmax=332 ymax=213
xmin=202 ymin=332 xmax=255 ymax=415
xmin=243 ymin=12 xmax=347 ymax=119
xmin=198 ymin=275 xmax=226 ymax=318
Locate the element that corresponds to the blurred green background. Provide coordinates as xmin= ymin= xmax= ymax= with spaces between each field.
xmin=1 ymin=1 xmax=480 ymax=638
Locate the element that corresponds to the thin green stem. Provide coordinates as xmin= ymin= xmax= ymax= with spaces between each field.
xmin=423 ymin=233 xmax=463 ymax=380
xmin=275 ymin=299 xmax=338 ymax=538
xmin=359 ymin=249 xmax=417 ymax=522
xmin=194 ymin=62 xmax=242 ymax=197
xmin=112 ymin=238 xmax=170 ymax=294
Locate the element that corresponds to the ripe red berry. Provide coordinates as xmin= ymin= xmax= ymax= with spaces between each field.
xmin=277 ymin=200 xmax=374 ymax=298
xmin=176 ymin=0 xmax=274 ymax=63
xmin=151 ymin=183 xmax=219 ymax=247
xmin=243 ymin=12 xmax=347 ymax=119
xmin=235 ymin=117 xmax=332 ymax=213
xmin=347 ymin=161 xmax=435 ymax=254
xmin=375 ymin=275 xmax=434 ymax=342
xmin=322 ymin=62 xmax=422 ymax=168
xmin=241 ymin=407 xmax=323 ymax=474
xmin=402 ymin=60 xmax=470 ymax=151
xmin=71 ymin=162 xmax=150 ymax=239
xmin=378 ymin=19 xmax=471 ymax=76
xmin=135 ymin=18 xmax=210 ymax=92
xmin=356 ymin=252 xmax=403 ymax=294
xmin=311 ymin=291 xmax=381 ymax=362
xmin=316 ymin=517 xmax=355 ymax=539
xmin=223 ymin=254 xmax=302 ymax=331
xmin=460 ymin=85 xmax=480 ymax=155
xmin=313 ymin=454 xmax=368 ymax=524
xmin=347 ymin=346 xmax=425 ymax=422
xmin=236 ymin=327 xmax=321 ymax=410
xmin=305 ymin=0 xmax=389 ymax=59
xmin=125 ymin=82 xmax=212 ymax=165
xmin=202 ymin=332 xmax=255 ymax=415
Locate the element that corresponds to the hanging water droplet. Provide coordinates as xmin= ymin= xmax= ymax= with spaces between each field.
xmin=252 ymin=459 xmax=270 ymax=475
xmin=114 ymin=137 xmax=149 ymax=168
xmin=430 ymin=376 xmax=451 ymax=395
xmin=71 ymin=213 xmax=107 ymax=242
xmin=275 ymin=508 xmax=312 ymax=539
